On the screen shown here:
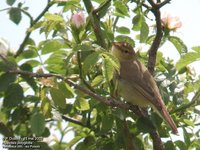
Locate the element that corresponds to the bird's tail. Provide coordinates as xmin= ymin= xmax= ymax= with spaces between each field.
xmin=151 ymin=102 xmax=178 ymax=135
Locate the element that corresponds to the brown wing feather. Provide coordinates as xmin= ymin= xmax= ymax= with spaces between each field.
xmin=120 ymin=59 xmax=178 ymax=134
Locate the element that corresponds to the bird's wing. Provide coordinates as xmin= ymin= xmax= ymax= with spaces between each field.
xmin=130 ymin=60 xmax=163 ymax=109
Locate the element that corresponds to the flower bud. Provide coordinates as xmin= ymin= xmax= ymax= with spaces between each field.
xmin=71 ymin=12 xmax=85 ymax=29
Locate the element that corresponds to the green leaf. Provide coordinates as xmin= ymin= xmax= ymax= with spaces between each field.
xmin=42 ymin=40 xmax=65 ymax=54
xmin=192 ymin=46 xmax=200 ymax=53
xmin=82 ymin=52 xmax=100 ymax=74
xmin=98 ymin=0 xmax=111 ymax=18
xmin=24 ymin=60 xmax=40 ymax=67
xmin=75 ymin=97 xmax=90 ymax=111
xmin=67 ymin=136 xmax=83 ymax=149
xmin=102 ymin=57 xmax=115 ymax=82
xmin=0 ymin=73 xmax=16 ymax=92
xmin=91 ymin=75 xmax=104 ymax=87
xmin=116 ymin=26 xmax=130 ymax=34
xmin=164 ymin=141 xmax=176 ymax=150
xmin=140 ymin=22 xmax=149 ymax=43
xmin=9 ymin=8 xmax=22 ymax=24
xmin=189 ymin=139 xmax=200 ymax=149
xmin=183 ymin=119 xmax=195 ymax=127
xmin=50 ymin=88 xmax=66 ymax=109
xmin=183 ymin=127 xmax=191 ymax=147
xmin=101 ymin=52 xmax=120 ymax=72
xmin=175 ymin=140 xmax=187 ymax=150
xmin=101 ymin=115 xmax=113 ymax=132
xmin=58 ymin=81 xmax=74 ymax=98
xmin=45 ymin=13 xmax=64 ymax=21
xmin=45 ymin=50 xmax=66 ymax=74
xmin=146 ymin=35 xmax=155 ymax=45
xmin=63 ymin=0 xmax=80 ymax=12
xmin=176 ymin=52 xmax=200 ymax=71
xmin=6 ymin=0 xmax=16 ymax=6
xmin=114 ymin=1 xmax=129 ymax=17
xmin=132 ymin=14 xmax=145 ymax=31
xmin=136 ymin=117 xmax=153 ymax=133
xmin=20 ymin=63 xmax=37 ymax=91
xmin=20 ymin=49 xmax=37 ymax=59
xmin=30 ymin=113 xmax=45 ymax=136
xmin=168 ymin=36 xmax=187 ymax=54
xmin=3 ymin=83 xmax=24 ymax=108
xmin=115 ymin=35 xmax=135 ymax=47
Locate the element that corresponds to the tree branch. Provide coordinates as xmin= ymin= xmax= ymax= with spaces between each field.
xmin=62 ymin=115 xmax=87 ymax=127
xmin=146 ymin=0 xmax=163 ymax=75
xmin=0 ymin=122 xmax=13 ymax=137
xmin=150 ymin=129 xmax=165 ymax=150
xmin=14 ymin=1 xmax=54 ymax=57
xmin=83 ymin=0 xmax=107 ymax=49
xmin=123 ymin=120 xmax=138 ymax=150
xmin=158 ymin=0 xmax=171 ymax=9
xmin=171 ymin=88 xmax=200 ymax=114
xmin=7 ymin=69 xmax=165 ymax=149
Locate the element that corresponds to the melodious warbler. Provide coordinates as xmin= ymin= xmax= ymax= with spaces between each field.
xmin=111 ymin=42 xmax=178 ymax=134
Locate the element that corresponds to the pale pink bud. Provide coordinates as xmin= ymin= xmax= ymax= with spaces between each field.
xmin=161 ymin=13 xmax=182 ymax=30
xmin=71 ymin=12 xmax=85 ymax=29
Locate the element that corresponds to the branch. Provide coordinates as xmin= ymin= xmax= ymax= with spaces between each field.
xmin=83 ymin=0 xmax=107 ymax=49
xmin=123 ymin=120 xmax=138 ymax=150
xmin=158 ymin=0 xmax=171 ymax=9
xmin=150 ymin=129 xmax=165 ymax=150
xmin=14 ymin=1 xmax=54 ymax=57
xmin=7 ymin=69 xmax=146 ymax=116
xmin=0 ymin=122 xmax=13 ymax=137
xmin=171 ymin=88 xmax=200 ymax=114
xmin=77 ymin=51 xmax=95 ymax=92
xmin=146 ymin=0 xmax=163 ymax=75
xmin=62 ymin=115 xmax=87 ymax=127
xmin=7 ymin=69 xmax=165 ymax=149
xmin=145 ymin=0 xmax=171 ymax=74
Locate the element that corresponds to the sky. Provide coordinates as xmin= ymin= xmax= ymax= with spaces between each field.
xmin=0 ymin=0 xmax=200 ymax=148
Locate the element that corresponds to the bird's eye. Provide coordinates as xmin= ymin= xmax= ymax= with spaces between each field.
xmin=124 ymin=50 xmax=129 ymax=53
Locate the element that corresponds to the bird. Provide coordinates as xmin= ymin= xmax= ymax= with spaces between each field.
xmin=111 ymin=42 xmax=178 ymax=134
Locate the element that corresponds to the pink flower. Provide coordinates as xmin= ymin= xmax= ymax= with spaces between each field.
xmin=161 ymin=13 xmax=182 ymax=30
xmin=71 ymin=12 xmax=85 ymax=29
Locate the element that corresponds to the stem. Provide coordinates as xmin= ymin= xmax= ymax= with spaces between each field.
xmin=0 ymin=122 xmax=13 ymax=137
xmin=171 ymin=88 xmax=200 ymax=114
xmin=147 ymin=0 xmax=163 ymax=75
xmin=77 ymin=50 xmax=95 ymax=92
xmin=62 ymin=115 xmax=87 ymax=127
xmin=83 ymin=0 xmax=107 ymax=49
xmin=15 ymin=1 xmax=54 ymax=57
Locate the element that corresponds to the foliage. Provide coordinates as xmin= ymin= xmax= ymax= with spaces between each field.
xmin=0 ymin=0 xmax=200 ymax=149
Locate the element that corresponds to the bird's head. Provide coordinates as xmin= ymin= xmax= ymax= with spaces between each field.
xmin=111 ymin=42 xmax=135 ymax=61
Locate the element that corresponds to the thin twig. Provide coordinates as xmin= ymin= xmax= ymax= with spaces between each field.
xmin=83 ymin=0 xmax=107 ymax=48
xmin=93 ymin=0 xmax=111 ymax=14
xmin=171 ymin=88 xmax=200 ymax=114
xmin=62 ymin=115 xmax=87 ymax=127
xmin=7 ymin=69 xmax=144 ymax=115
xmin=77 ymin=50 xmax=95 ymax=92
xmin=123 ymin=120 xmax=138 ymax=150
xmin=14 ymin=1 xmax=54 ymax=57
xmin=158 ymin=0 xmax=171 ymax=9
xmin=0 ymin=122 xmax=13 ymax=137
xmin=150 ymin=129 xmax=165 ymax=150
